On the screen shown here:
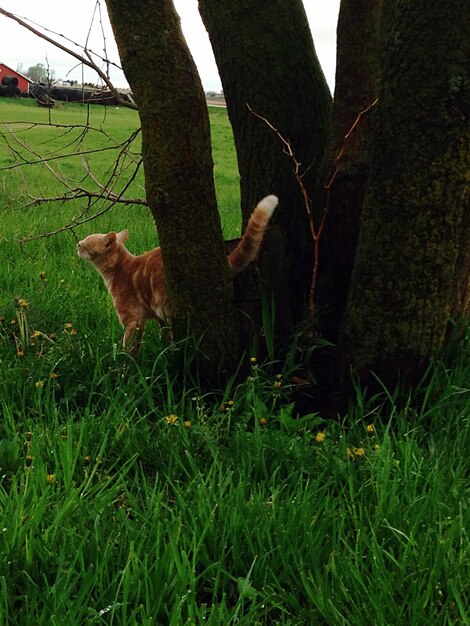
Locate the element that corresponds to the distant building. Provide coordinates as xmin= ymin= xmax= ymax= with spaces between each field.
xmin=0 ymin=63 xmax=32 ymax=94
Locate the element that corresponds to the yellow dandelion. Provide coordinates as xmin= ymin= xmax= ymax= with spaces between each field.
xmin=31 ymin=330 xmax=42 ymax=339
xmin=84 ymin=455 xmax=92 ymax=465
xmin=17 ymin=298 xmax=29 ymax=309
xmin=184 ymin=420 xmax=191 ymax=429
xmin=50 ymin=372 xmax=59 ymax=379
xmin=367 ymin=424 xmax=375 ymax=433
xmin=259 ymin=417 xmax=268 ymax=425
xmin=250 ymin=356 xmax=257 ymax=364
xmin=35 ymin=380 xmax=45 ymax=388
xmin=16 ymin=350 xmax=25 ymax=358
xmin=47 ymin=473 xmax=55 ymax=484
xmin=11 ymin=319 xmax=17 ymax=325
xmin=70 ymin=328 xmax=78 ymax=335
xmin=165 ymin=414 xmax=178 ymax=425
xmin=315 ymin=431 xmax=326 ymax=443
xmin=273 ymin=380 xmax=282 ymax=389
xmin=347 ymin=446 xmax=366 ymax=460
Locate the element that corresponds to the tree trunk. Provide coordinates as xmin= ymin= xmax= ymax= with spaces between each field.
xmin=198 ymin=0 xmax=332 ymax=334
xmin=104 ymin=0 xmax=240 ymax=368
xmin=339 ymin=0 xmax=470 ymax=389
xmin=318 ymin=0 xmax=383 ymax=343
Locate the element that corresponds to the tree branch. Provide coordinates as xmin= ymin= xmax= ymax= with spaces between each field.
xmin=248 ymin=98 xmax=379 ymax=330
xmin=0 ymin=6 xmax=137 ymax=110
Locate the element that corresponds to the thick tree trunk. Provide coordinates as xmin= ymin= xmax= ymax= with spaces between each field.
xmin=339 ymin=0 xmax=470 ymax=388
xmin=198 ymin=0 xmax=332 ymax=334
xmin=318 ymin=0 xmax=383 ymax=343
xmin=104 ymin=0 xmax=240 ymax=367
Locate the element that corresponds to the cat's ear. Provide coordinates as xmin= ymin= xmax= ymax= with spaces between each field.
xmin=117 ymin=229 xmax=129 ymax=244
xmin=104 ymin=232 xmax=117 ymax=247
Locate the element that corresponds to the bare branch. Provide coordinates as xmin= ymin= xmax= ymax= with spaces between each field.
xmin=248 ymin=98 xmax=379 ymax=330
xmin=19 ymin=157 xmax=144 ymax=244
xmin=0 ymin=6 xmax=137 ymax=110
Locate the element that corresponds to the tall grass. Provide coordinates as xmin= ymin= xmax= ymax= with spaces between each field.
xmin=0 ymin=99 xmax=468 ymax=625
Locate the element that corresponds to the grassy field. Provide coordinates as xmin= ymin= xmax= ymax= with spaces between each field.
xmin=0 ymin=99 xmax=469 ymax=625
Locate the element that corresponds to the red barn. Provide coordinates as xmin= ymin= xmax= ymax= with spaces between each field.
xmin=0 ymin=63 xmax=31 ymax=94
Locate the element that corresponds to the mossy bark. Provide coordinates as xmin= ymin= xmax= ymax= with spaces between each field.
xmin=339 ymin=0 xmax=470 ymax=387
xmin=198 ymin=0 xmax=332 ymax=333
xmin=318 ymin=0 xmax=384 ymax=342
xmin=104 ymin=0 xmax=240 ymax=367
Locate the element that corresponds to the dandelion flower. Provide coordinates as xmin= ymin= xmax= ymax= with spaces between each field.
xmin=184 ymin=420 xmax=191 ymax=429
xmin=315 ymin=431 xmax=326 ymax=443
xmin=347 ymin=446 xmax=366 ymax=460
xmin=367 ymin=424 xmax=375 ymax=433
xmin=273 ymin=381 xmax=282 ymax=389
xmin=16 ymin=350 xmax=25 ymax=358
xmin=250 ymin=356 xmax=257 ymax=364
xmin=50 ymin=372 xmax=59 ymax=379
xmin=165 ymin=414 xmax=178 ymax=425
xmin=47 ymin=473 xmax=55 ymax=484
xmin=17 ymin=298 xmax=29 ymax=309
xmin=31 ymin=330 xmax=42 ymax=339
xmin=220 ymin=399 xmax=235 ymax=412
xmin=259 ymin=418 xmax=268 ymax=425
xmin=35 ymin=380 xmax=45 ymax=388
xmin=84 ymin=455 xmax=92 ymax=465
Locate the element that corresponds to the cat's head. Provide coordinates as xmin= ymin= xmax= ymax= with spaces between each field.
xmin=77 ymin=229 xmax=129 ymax=263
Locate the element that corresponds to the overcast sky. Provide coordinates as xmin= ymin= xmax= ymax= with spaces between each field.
xmin=0 ymin=1 xmax=340 ymax=92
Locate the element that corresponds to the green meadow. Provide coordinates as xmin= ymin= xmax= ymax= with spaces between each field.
xmin=0 ymin=98 xmax=468 ymax=625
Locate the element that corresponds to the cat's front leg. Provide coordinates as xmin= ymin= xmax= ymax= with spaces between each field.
xmin=123 ymin=319 xmax=145 ymax=352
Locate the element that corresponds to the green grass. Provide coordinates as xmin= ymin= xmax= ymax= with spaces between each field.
xmin=0 ymin=99 xmax=469 ymax=625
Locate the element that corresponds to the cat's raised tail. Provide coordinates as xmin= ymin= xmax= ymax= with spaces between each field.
xmin=228 ymin=194 xmax=278 ymax=276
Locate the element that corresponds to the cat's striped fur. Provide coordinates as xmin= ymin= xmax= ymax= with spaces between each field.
xmin=77 ymin=194 xmax=278 ymax=347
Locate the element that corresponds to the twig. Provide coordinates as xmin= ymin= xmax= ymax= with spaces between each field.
xmin=0 ymin=6 xmax=137 ymax=110
xmin=247 ymin=98 xmax=378 ymax=329
xmin=19 ymin=158 xmax=143 ymax=244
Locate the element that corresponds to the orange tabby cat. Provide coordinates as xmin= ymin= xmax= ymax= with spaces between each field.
xmin=77 ymin=195 xmax=278 ymax=347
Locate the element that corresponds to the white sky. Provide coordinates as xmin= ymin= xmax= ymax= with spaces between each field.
xmin=0 ymin=1 xmax=340 ymax=92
